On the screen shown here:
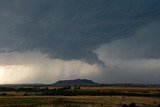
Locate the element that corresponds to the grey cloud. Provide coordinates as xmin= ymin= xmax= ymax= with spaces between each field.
xmin=0 ymin=0 xmax=160 ymax=64
xmin=95 ymin=22 xmax=160 ymax=83
xmin=95 ymin=22 xmax=160 ymax=59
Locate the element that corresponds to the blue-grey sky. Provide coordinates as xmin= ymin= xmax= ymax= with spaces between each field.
xmin=0 ymin=0 xmax=160 ymax=84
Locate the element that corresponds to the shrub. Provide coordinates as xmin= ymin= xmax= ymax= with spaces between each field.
xmin=24 ymin=92 xmax=29 ymax=96
xmin=122 ymin=104 xmax=128 ymax=107
xmin=129 ymin=102 xmax=136 ymax=107
xmin=0 ymin=93 xmax=7 ymax=96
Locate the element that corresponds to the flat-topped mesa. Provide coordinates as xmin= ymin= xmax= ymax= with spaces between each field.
xmin=53 ymin=79 xmax=98 ymax=86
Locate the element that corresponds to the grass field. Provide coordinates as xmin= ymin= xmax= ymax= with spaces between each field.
xmin=0 ymin=86 xmax=160 ymax=107
xmin=0 ymin=96 xmax=160 ymax=107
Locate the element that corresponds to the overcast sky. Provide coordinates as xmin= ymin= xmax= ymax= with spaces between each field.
xmin=0 ymin=0 xmax=160 ymax=84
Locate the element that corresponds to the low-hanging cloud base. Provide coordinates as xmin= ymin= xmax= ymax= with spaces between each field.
xmin=0 ymin=51 xmax=101 ymax=84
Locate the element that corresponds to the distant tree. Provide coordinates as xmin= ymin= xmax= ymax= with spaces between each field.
xmin=122 ymin=104 xmax=128 ymax=107
xmin=77 ymin=86 xmax=80 ymax=89
xmin=0 ymin=93 xmax=7 ymax=96
xmin=46 ymin=87 xmax=49 ymax=90
xmin=24 ymin=92 xmax=29 ymax=96
xmin=129 ymin=102 xmax=136 ymax=107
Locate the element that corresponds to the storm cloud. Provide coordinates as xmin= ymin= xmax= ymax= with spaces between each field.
xmin=1 ymin=0 xmax=160 ymax=62
xmin=0 ymin=0 xmax=160 ymax=83
xmin=95 ymin=22 xmax=160 ymax=83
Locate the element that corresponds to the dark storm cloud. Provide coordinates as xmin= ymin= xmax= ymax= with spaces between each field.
xmin=94 ymin=22 xmax=160 ymax=83
xmin=0 ymin=0 xmax=160 ymax=63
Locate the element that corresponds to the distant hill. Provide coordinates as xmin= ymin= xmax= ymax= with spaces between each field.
xmin=53 ymin=79 xmax=98 ymax=86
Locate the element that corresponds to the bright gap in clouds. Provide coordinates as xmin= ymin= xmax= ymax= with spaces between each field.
xmin=0 ymin=66 xmax=5 ymax=78
xmin=0 ymin=65 xmax=28 ymax=84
